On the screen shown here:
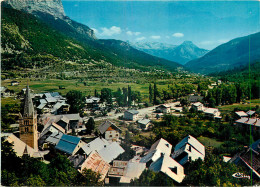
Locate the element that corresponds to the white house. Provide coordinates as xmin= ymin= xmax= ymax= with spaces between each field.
xmin=191 ymin=102 xmax=204 ymax=112
xmin=124 ymin=110 xmax=139 ymax=121
xmin=140 ymin=138 xmax=172 ymax=166
xmin=98 ymin=120 xmax=121 ymax=142
xmin=172 ymin=135 xmax=205 ymax=166
xmin=235 ymin=111 xmax=248 ymax=119
xmin=137 ymin=119 xmax=151 ymax=130
xmin=203 ymin=108 xmax=221 ymax=118
xmin=156 ymin=104 xmax=171 ymax=114
xmin=149 ymin=154 xmax=186 ymax=183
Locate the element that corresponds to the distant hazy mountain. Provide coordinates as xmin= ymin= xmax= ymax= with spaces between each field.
xmin=185 ymin=32 xmax=260 ymax=74
xmin=131 ymin=41 xmax=209 ymax=65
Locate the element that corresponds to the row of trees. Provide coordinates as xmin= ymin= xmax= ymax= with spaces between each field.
xmin=97 ymin=86 xmax=142 ymax=107
xmin=149 ymin=83 xmax=195 ymax=105
xmin=204 ymin=83 xmax=259 ymax=107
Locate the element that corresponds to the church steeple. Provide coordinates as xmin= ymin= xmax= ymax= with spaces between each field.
xmin=19 ymin=82 xmax=38 ymax=151
xmin=24 ymin=82 xmax=34 ymax=117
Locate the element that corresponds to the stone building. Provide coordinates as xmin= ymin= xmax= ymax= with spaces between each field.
xmin=19 ymin=84 xmax=38 ymax=151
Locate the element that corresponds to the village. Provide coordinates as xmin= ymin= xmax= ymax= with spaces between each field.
xmin=1 ymin=80 xmax=260 ymax=185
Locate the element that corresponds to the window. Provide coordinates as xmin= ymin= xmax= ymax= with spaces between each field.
xmin=24 ymin=120 xmax=29 ymax=126
xmin=25 ymin=127 xmax=29 ymax=132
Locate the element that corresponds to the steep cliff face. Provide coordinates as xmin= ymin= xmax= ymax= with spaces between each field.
xmin=3 ymin=0 xmax=65 ymax=19
xmin=2 ymin=0 xmax=96 ymax=39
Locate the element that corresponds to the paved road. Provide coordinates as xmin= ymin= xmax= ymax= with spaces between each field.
xmin=95 ymin=101 xmax=181 ymax=121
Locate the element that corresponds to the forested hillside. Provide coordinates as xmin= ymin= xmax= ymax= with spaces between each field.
xmin=1 ymin=7 xmax=181 ymax=72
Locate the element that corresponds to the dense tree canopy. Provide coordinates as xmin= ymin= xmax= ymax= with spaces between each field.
xmin=66 ymin=90 xmax=85 ymax=113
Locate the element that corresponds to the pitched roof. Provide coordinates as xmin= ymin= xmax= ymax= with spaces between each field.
xmin=235 ymin=111 xmax=248 ymax=117
xmin=81 ymin=137 xmax=109 ymax=155
xmin=140 ymin=138 xmax=172 ymax=163
xmin=247 ymin=110 xmax=256 ymax=116
xmin=80 ymin=151 xmax=110 ymax=181
xmin=98 ymin=120 xmax=121 ymax=134
xmin=125 ymin=110 xmax=139 ymax=115
xmin=45 ymin=132 xmax=63 ymax=145
xmin=40 ymin=99 xmax=47 ymax=104
xmin=37 ymin=103 xmax=46 ymax=110
xmin=137 ymin=119 xmax=151 ymax=125
xmin=68 ymin=154 xmax=85 ymax=169
xmin=203 ymin=108 xmax=219 ymax=114
xmin=55 ymin=134 xmax=81 ymax=155
xmin=98 ymin=142 xmax=125 ymax=163
xmin=235 ymin=118 xmax=260 ymax=127
xmin=119 ymin=162 xmax=146 ymax=183
xmin=192 ymin=102 xmax=203 ymax=107
xmin=46 ymin=97 xmax=57 ymax=103
xmin=44 ymin=93 xmax=52 ymax=98
xmin=188 ymin=95 xmax=203 ymax=102
xmin=23 ymin=84 xmax=34 ymax=117
xmin=149 ymin=155 xmax=185 ymax=183
xmin=174 ymin=135 xmax=205 ymax=156
xmin=157 ymin=104 xmax=171 ymax=109
xmin=5 ymin=134 xmax=48 ymax=158
xmin=50 ymin=92 xmax=60 ymax=97
xmin=40 ymin=122 xmax=65 ymax=138
xmin=251 ymin=139 xmax=260 ymax=153
xmin=149 ymin=138 xmax=172 ymax=155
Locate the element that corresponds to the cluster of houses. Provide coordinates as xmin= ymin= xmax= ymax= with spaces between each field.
xmin=234 ymin=110 xmax=259 ymax=133
xmin=138 ymin=135 xmax=205 ymax=183
xmin=191 ymin=102 xmax=221 ymax=119
xmin=34 ymin=92 xmax=70 ymax=115
xmin=0 ymin=86 xmax=15 ymax=97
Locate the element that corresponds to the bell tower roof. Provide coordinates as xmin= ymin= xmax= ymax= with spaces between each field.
xmin=24 ymin=83 xmax=34 ymax=117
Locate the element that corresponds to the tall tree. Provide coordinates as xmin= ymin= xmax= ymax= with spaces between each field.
xmin=128 ymin=85 xmax=132 ymax=106
xmin=149 ymin=84 xmax=153 ymax=103
xmin=85 ymin=117 xmax=95 ymax=135
xmin=100 ymin=88 xmax=112 ymax=105
xmin=66 ymin=90 xmax=85 ymax=113
xmin=122 ymin=87 xmax=128 ymax=106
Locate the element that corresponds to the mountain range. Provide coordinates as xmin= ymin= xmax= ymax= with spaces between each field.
xmin=185 ymin=32 xmax=260 ymax=74
xmin=132 ymin=41 xmax=209 ymax=65
xmin=1 ymin=0 xmax=181 ymax=71
xmin=2 ymin=0 xmax=259 ymax=75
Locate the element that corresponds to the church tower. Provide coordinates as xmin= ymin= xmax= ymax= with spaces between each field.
xmin=19 ymin=83 xmax=38 ymax=151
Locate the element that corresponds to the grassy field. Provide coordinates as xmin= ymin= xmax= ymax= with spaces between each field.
xmin=1 ymin=97 xmax=21 ymax=106
xmin=217 ymin=99 xmax=260 ymax=114
xmin=198 ymin=136 xmax=224 ymax=148
xmin=1 ymin=78 xmax=173 ymax=97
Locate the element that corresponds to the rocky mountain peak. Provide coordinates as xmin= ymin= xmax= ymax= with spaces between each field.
xmin=3 ymin=0 xmax=66 ymax=19
xmin=180 ymin=41 xmax=195 ymax=46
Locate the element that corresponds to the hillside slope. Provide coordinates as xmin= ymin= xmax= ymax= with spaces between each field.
xmin=1 ymin=6 xmax=181 ymax=71
xmin=185 ymin=32 xmax=260 ymax=74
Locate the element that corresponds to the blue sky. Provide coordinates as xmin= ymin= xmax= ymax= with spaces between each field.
xmin=62 ymin=1 xmax=260 ymax=50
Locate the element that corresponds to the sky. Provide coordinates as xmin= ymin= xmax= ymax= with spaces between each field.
xmin=62 ymin=1 xmax=260 ymax=50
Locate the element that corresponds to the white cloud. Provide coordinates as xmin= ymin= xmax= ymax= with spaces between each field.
xmin=150 ymin=35 xmax=161 ymax=39
xmin=172 ymin=33 xmax=184 ymax=38
xmin=136 ymin=37 xmax=146 ymax=41
xmin=99 ymin=26 xmax=122 ymax=36
xmin=126 ymin=31 xmax=141 ymax=36
xmin=91 ymin=28 xmax=99 ymax=35
xmin=166 ymin=36 xmax=170 ymax=39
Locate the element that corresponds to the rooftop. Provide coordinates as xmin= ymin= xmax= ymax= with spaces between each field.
xmin=55 ymin=134 xmax=81 ymax=155
xmin=125 ymin=110 xmax=139 ymax=115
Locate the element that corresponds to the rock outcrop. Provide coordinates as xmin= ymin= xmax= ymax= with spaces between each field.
xmin=3 ymin=0 xmax=66 ymax=19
